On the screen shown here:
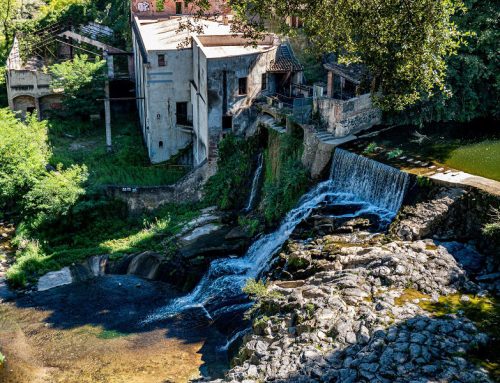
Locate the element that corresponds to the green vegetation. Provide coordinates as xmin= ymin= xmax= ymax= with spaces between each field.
xmin=261 ymin=130 xmax=309 ymax=224
xmin=386 ymin=148 xmax=403 ymax=160
xmin=363 ymin=142 xmax=378 ymax=155
xmin=482 ymin=207 xmax=500 ymax=248
xmin=0 ymin=106 xmax=192 ymax=287
xmin=97 ymin=329 xmax=129 ymax=339
xmin=0 ymin=351 xmax=5 ymax=366
xmin=237 ymin=216 xmax=262 ymax=237
xmin=224 ymin=0 xmax=466 ymax=110
xmin=47 ymin=117 xmax=187 ymax=190
xmin=394 ymin=288 xmax=430 ymax=306
xmin=390 ymin=0 xmax=500 ymax=123
xmin=204 ymin=134 xmax=259 ymax=210
xmin=49 ymin=54 xmax=106 ymax=118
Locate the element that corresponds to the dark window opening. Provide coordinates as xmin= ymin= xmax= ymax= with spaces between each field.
xmin=158 ymin=54 xmax=166 ymax=67
xmin=159 ymin=141 xmax=163 ymax=148
xmin=222 ymin=115 xmax=233 ymax=130
xmin=176 ymin=102 xmax=189 ymax=125
xmin=175 ymin=2 xmax=182 ymax=14
xmin=261 ymin=73 xmax=267 ymax=90
xmin=26 ymin=107 xmax=36 ymax=114
xmin=238 ymin=77 xmax=247 ymax=95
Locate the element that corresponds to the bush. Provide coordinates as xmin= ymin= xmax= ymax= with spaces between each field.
xmin=204 ymin=134 xmax=259 ymax=209
xmin=0 ymin=351 xmax=5 ymax=365
xmin=0 ymin=110 xmax=50 ymax=209
xmin=23 ymin=164 xmax=88 ymax=227
xmin=363 ymin=142 xmax=378 ymax=154
xmin=261 ymin=131 xmax=310 ymax=224
xmin=387 ymin=148 xmax=403 ymax=159
xmin=49 ymin=54 xmax=106 ymax=118
xmin=237 ymin=216 xmax=262 ymax=237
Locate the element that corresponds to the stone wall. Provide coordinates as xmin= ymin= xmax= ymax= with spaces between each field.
xmin=301 ymin=124 xmax=335 ymax=179
xmin=315 ymin=93 xmax=381 ymax=137
xmin=106 ymin=160 xmax=216 ymax=213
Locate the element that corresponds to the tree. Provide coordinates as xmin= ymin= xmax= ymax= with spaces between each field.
xmin=389 ymin=0 xmax=499 ymax=124
xmin=0 ymin=109 xmax=49 ymax=210
xmin=186 ymin=0 xmax=466 ymax=111
xmin=49 ymin=54 xmax=106 ymax=118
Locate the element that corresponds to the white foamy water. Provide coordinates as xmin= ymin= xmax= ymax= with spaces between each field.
xmin=142 ymin=149 xmax=409 ymax=324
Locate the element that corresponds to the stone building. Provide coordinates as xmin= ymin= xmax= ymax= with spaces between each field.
xmin=5 ymin=26 xmax=126 ymax=119
xmin=315 ymin=62 xmax=381 ymax=137
xmin=132 ymin=12 xmax=303 ymax=164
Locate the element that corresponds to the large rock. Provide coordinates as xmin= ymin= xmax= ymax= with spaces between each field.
xmin=37 ymin=267 xmax=73 ymax=291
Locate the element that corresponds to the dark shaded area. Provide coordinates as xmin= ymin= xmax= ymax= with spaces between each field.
xmin=13 ymin=275 xmax=241 ymax=378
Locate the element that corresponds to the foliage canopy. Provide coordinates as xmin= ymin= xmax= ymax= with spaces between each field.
xmin=199 ymin=0 xmax=469 ymax=111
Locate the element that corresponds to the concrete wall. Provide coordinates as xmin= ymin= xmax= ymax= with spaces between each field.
xmin=6 ymin=69 xmax=58 ymax=118
xmin=315 ymin=93 xmax=381 ymax=137
xmin=204 ymin=47 xmax=277 ymax=144
xmin=106 ymin=160 xmax=216 ymax=213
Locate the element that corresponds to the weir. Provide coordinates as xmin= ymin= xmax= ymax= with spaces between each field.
xmin=143 ymin=149 xmax=410 ymax=324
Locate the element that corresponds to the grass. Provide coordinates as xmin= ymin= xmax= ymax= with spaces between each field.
xmin=97 ymin=329 xmax=129 ymax=339
xmin=47 ymin=115 xmax=187 ymax=190
xmin=6 ymin=202 xmax=202 ymax=287
xmin=394 ymin=288 xmax=430 ymax=306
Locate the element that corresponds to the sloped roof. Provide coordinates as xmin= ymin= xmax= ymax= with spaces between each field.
xmin=323 ymin=62 xmax=366 ymax=85
xmin=268 ymin=44 xmax=303 ymax=73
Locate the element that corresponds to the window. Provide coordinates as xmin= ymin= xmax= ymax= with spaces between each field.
xmin=158 ymin=54 xmax=166 ymax=67
xmin=222 ymin=115 xmax=233 ymax=130
xmin=261 ymin=73 xmax=267 ymax=90
xmin=175 ymin=1 xmax=182 ymax=14
xmin=176 ymin=102 xmax=189 ymax=125
xmin=159 ymin=141 xmax=163 ymax=148
xmin=238 ymin=77 xmax=247 ymax=95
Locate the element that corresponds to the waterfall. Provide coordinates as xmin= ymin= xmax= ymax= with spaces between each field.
xmin=142 ymin=149 xmax=409 ymax=324
xmin=330 ymin=148 xmax=409 ymax=213
xmin=244 ymin=153 xmax=264 ymax=212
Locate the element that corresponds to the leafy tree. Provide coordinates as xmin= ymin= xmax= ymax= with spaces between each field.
xmin=185 ymin=0 xmax=466 ymax=111
xmin=23 ymin=164 xmax=88 ymax=227
xmin=0 ymin=109 xmax=49 ymax=210
xmin=389 ymin=0 xmax=499 ymax=124
xmin=49 ymin=54 xmax=106 ymax=118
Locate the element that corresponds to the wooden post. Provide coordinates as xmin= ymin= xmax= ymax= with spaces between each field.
xmin=104 ymin=51 xmax=113 ymax=152
xmin=327 ymin=71 xmax=333 ymax=98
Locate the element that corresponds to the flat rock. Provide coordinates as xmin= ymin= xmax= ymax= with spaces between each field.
xmin=37 ymin=267 xmax=73 ymax=291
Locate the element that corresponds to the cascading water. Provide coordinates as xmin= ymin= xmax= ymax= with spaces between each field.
xmin=143 ymin=148 xmax=409 ymax=324
xmin=244 ymin=153 xmax=264 ymax=212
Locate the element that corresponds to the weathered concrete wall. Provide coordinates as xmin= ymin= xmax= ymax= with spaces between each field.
xmin=131 ymin=0 xmax=223 ymax=15
xmin=6 ymin=69 xmax=60 ymax=118
xmin=316 ymin=93 xmax=381 ymax=137
xmin=301 ymin=124 xmax=336 ymax=179
xmin=106 ymin=160 xmax=216 ymax=213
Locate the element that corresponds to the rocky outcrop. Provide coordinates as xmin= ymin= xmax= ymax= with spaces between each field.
xmin=210 ymin=232 xmax=493 ymax=383
xmin=390 ymin=188 xmax=466 ymax=241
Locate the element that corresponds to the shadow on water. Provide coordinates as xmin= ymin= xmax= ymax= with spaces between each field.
xmin=10 ymin=274 xmax=240 ymax=380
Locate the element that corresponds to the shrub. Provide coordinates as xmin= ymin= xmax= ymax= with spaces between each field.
xmin=363 ymin=142 xmax=378 ymax=154
xmin=482 ymin=207 xmax=500 ymax=247
xmin=237 ymin=216 xmax=262 ymax=237
xmin=261 ymin=130 xmax=310 ymax=224
xmin=0 ymin=351 xmax=5 ymax=365
xmin=0 ymin=110 xmax=50 ymax=209
xmin=387 ymin=148 xmax=403 ymax=159
xmin=23 ymin=164 xmax=88 ymax=227
xmin=204 ymin=134 xmax=258 ymax=209
xmin=49 ymin=54 xmax=106 ymax=118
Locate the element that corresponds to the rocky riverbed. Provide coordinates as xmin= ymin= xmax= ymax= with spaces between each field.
xmin=207 ymin=187 xmax=499 ymax=383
